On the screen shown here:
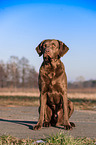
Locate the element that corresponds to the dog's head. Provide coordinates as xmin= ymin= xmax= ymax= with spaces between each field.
xmin=36 ymin=39 xmax=69 ymax=62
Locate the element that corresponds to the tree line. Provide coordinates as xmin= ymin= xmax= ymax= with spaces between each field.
xmin=0 ymin=56 xmax=38 ymax=88
xmin=0 ymin=56 xmax=96 ymax=89
xmin=68 ymin=80 xmax=96 ymax=89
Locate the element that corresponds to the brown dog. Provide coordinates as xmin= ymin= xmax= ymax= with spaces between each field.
xmin=33 ymin=39 xmax=75 ymax=130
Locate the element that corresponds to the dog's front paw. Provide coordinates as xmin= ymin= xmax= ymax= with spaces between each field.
xmin=64 ymin=121 xmax=72 ymax=130
xmin=64 ymin=124 xmax=72 ymax=130
xmin=33 ymin=124 xmax=42 ymax=130
xmin=70 ymin=122 xmax=75 ymax=127
xmin=64 ymin=122 xmax=75 ymax=130
xmin=44 ymin=121 xmax=51 ymax=127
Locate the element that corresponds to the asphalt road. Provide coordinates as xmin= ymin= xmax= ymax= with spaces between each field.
xmin=0 ymin=106 xmax=96 ymax=139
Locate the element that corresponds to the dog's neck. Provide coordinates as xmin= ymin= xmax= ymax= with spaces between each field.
xmin=44 ymin=58 xmax=60 ymax=69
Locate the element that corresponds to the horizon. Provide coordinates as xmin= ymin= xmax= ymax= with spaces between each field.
xmin=0 ymin=0 xmax=96 ymax=81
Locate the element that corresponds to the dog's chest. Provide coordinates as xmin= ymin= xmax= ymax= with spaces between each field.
xmin=47 ymin=70 xmax=55 ymax=80
xmin=45 ymin=65 xmax=61 ymax=80
xmin=44 ymin=65 xmax=64 ymax=89
xmin=39 ymin=61 xmax=65 ymax=93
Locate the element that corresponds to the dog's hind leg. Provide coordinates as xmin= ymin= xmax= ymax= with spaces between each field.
xmin=68 ymin=100 xmax=75 ymax=127
xmin=68 ymin=100 xmax=74 ymax=118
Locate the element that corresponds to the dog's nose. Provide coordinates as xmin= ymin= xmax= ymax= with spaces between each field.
xmin=45 ymin=48 xmax=48 ymax=51
xmin=44 ymin=49 xmax=50 ymax=53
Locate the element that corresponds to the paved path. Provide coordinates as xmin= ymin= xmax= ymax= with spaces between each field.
xmin=0 ymin=106 xmax=96 ymax=139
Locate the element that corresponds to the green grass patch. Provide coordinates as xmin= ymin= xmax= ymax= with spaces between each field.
xmin=0 ymin=96 xmax=39 ymax=100
xmin=0 ymin=133 xmax=96 ymax=145
xmin=70 ymin=98 xmax=96 ymax=110
xmin=0 ymin=135 xmax=34 ymax=145
xmin=70 ymin=98 xmax=96 ymax=103
xmin=0 ymin=96 xmax=39 ymax=106
xmin=46 ymin=132 xmax=96 ymax=145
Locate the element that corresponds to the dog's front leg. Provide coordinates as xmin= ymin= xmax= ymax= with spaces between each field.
xmin=33 ymin=93 xmax=47 ymax=130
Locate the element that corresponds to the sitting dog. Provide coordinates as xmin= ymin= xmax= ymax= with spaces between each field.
xmin=33 ymin=39 xmax=75 ymax=130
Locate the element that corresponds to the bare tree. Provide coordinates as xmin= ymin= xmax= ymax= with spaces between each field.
xmin=0 ymin=56 xmax=38 ymax=88
xmin=7 ymin=56 xmax=20 ymax=88
xmin=0 ymin=61 xmax=6 ymax=87
xmin=19 ymin=57 xmax=30 ymax=87
xmin=76 ymin=76 xmax=85 ymax=82
xmin=27 ymin=66 xmax=38 ymax=88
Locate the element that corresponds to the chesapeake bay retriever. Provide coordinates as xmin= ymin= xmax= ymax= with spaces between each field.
xmin=33 ymin=39 xmax=75 ymax=130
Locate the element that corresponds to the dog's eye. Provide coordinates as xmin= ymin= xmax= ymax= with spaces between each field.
xmin=52 ymin=43 xmax=56 ymax=47
xmin=43 ymin=44 xmax=47 ymax=48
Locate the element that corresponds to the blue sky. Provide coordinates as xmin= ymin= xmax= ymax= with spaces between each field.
xmin=0 ymin=0 xmax=96 ymax=81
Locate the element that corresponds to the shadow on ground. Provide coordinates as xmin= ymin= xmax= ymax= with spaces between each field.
xmin=0 ymin=119 xmax=37 ymax=130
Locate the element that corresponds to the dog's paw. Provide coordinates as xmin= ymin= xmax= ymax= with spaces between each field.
xmin=70 ymin=122 xmax=75 ymax=127
xmin=64 ymin=122 xmax=75 ymax=130
xmin=33 ymin=124 xmax=42 ymax=130
xmin=63 ymin=121 xmax=72 ymax=130
xmin=44 ymin=122 xmax=51 ymax=127
xmin=64 ymin=124 xmax=72 ymax=130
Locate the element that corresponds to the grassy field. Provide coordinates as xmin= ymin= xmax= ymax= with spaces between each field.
xmin=0 ymin=88 xmax=96 ymax=110
xmin=0 ymin=132 xmax=96 ymax=145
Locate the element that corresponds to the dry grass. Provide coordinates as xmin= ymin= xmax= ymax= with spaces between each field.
xmin=0 ymin=88 xmax=96 ymax=110
xmin=68 ymin=89 xmax=96 ymax=110
xmin=68 ymin=88 xmax=96 ymax=94
xmin=68 ymin=93 xmax=96 ymax=100
xmin=0 ymin=88 xmax=96 ymax=99
xmin=0 ymin=88 xmax=39 ymax=97
xmin=0 ymin=88 xmax=39 ymax=93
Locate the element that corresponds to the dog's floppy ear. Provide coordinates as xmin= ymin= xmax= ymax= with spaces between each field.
xmin=36 ymin=40 xmax=45 ymax=56
xmin=58 ymin=40 xmax=69 ymax=57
